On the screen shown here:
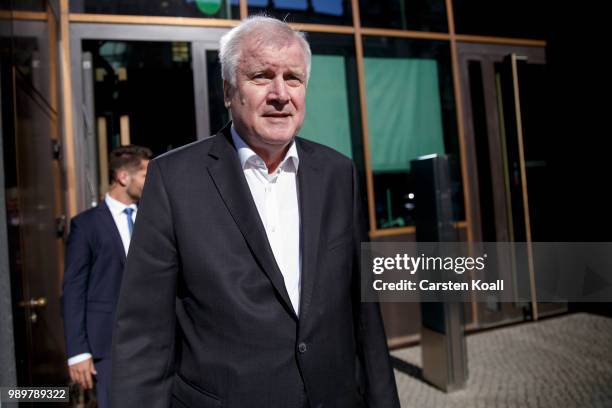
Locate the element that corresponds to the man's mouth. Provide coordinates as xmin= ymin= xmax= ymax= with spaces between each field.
xmin=263 ymin=112 xmax=291 ymax=118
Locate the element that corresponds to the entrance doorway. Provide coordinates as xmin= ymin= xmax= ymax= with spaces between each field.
xmin=70 ymin=24 xmax=229 ymax=208
xmin=458 ymin=43 xmax=567 ymax=326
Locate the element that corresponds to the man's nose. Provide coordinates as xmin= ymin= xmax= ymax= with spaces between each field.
xmin=268 ymin=77 xmax=290 ymax=103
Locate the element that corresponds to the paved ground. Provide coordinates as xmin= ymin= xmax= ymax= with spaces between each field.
xmin=391 ymin=313 xmax=612 ymax=408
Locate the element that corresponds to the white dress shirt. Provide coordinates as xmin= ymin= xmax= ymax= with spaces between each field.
xmin=231 ymin=127 xmax=302 ymax=315
xmin=67 ymin=194 xmax=137 ymax=366
xmin=104 ymin=193 xmax=138 ymax=256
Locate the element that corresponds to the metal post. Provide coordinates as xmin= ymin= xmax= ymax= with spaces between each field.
xmin=413 ymin=154 xmax=468 ymax=392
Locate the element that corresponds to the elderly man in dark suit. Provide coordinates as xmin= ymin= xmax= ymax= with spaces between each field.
xmin=62 ymin=145 xmax=151 ymax=408
xmin=111 ymin=16 xmax=399 ymax=408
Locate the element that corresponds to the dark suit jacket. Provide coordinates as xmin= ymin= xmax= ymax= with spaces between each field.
xmin=111 ymin=125 xmax=400 ymax=408
xmin=62 ymin=201 xmax=126 ymax=360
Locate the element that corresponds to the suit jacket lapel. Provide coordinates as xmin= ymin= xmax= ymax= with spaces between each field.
xmin=206 ymin=125 xmax=297 ymax=320
xmin=98 ymin=201 xmax=127 ymax=265
xmin=295 ymin=138 xmax=324 ymax=325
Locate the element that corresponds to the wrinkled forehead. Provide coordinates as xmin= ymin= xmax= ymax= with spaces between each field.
xmin=238 ymin=38 xmax=307 ymax=71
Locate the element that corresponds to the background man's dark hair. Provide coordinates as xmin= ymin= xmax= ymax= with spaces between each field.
xmin=108 ymin=145 xmax=152 ymax=183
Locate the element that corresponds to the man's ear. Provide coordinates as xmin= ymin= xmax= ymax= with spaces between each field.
xmin=223 ymin=80 xmax=232 ymax=109
xmin=116 ymin=169 xmax=130 ymax=187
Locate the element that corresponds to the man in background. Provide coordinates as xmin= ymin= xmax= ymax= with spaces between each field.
xmin=62 ymin=145 xmax=151 ymax=408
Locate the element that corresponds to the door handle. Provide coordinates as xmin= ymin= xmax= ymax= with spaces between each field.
xmin=18 ymin=297 xmax=47 ymax=308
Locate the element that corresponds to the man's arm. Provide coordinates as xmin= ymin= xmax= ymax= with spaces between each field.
xmin=62 ymin=218 xmax=96 ymax=389
xmin=111 ymin=159 xmax=178 ymax=408
xmin=351 ymin=163 xmax=401 ymax=408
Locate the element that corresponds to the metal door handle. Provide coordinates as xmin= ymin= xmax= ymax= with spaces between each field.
xmin=18 ymin=297 xmax=47 ymax=308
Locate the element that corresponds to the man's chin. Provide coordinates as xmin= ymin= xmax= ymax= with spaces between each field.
xmin=257 ymin=129 xmax=296 ymax=145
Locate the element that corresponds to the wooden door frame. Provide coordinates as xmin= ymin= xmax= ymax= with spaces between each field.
xmin=457 ymin=42 xmax=546 ymax=326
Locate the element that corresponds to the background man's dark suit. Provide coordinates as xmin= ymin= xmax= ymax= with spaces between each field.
xmin=111 ymin=125 xmax=400 ymax=408
xmin=62 ymin=202 xmax=126 ymax=398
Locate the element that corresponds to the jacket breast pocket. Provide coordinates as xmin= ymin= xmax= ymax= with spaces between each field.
xmin=172 ymin=374 xmax=222 ymax=408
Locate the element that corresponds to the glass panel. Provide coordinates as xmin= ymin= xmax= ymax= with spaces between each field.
xmin=2 ymin=20 xmax=66 ymax=381
xmin=83 ymin=40 xmax=197 ymax=156
xmin=365 ymin=58 xmax=445 ymax=171
xmin=247 ymin=0 xmax=352 ymax=26
xmin=299 ymin=34 xmax=362 ymax=161
xmin=359 ymin=0 xmax=448 ymax=32
xmin=496 ymin=57 xmax=551 ymax=242
xmin=300 ymin=54 xmax=353 ymax=158
xmin=206 ymin=49 xmax=229 ymax=135
xmin=362 ymin=36 xmax=462 ymax=229
xmin=453 ymin=0 xmax=546 ymax=39
xmin=301 ymin=33 xmax=368 ymax=226
xmin=514 ymin=63 xmax=550 ymax=242
xmin=9 ymin=35 xmax=51 ymax=103
xmin=0 ymin=0 xmax=45 ymax=11
xmin=70 ymin=0 xmax=240 ymax=19
xmin=467 ymin=60 xmax=497 ymax=242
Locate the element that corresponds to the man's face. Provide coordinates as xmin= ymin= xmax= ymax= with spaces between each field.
xmin=125 ymin=159 xmax=149 ymax=201
xmin=225 ymin=39 xmax=307 ymax=151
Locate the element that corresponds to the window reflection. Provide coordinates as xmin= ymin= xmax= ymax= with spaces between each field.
xmin=363 ymin=37 xmax=462 ymax=229
xmin=0 ymin=0 xmax=45 ymax=11
xmin=453 ymin=0 xmax=546 ymax=39
xmin=359 ymin=0 xmax=448 ymax=32
xmin=248 ymin=0 xmax=352 ymax=25
xmin=301 ymin=34 xmax=367 ymax=219
xmin=84 ymin=40 xmax=197 ymax=156
xmin=206 ymin=50 xmax=229 ymax=136
xmin=70 ymin=0 xmax=240 ymax=19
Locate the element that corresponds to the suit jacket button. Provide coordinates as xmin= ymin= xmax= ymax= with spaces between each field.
xmin=298 ymin=342 xmax=307 ymax=353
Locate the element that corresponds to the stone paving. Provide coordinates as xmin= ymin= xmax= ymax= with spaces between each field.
xmin=391 ymin=313 xmax=612 ymax=408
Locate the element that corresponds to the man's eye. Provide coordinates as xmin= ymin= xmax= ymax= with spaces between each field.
xmin=251 ymin=73 xmax=270 ymax=81
xmin=286 ymin=77 xmax=303 ymax=86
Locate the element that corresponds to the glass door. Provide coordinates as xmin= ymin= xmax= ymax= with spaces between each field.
xmin=458 ymin=43 xmax=566 ymax=327
xmin=496 ymin=53 xmax=567 ymax=320
xmin=1 ymin=19 xmax=68 ymax=386
xmin=70 ymin=23 xmax=228 ymax=207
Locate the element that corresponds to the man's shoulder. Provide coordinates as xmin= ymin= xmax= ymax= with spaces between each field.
xmin=149 ymin=134 xmax=223 ymax=182
xmin=151 ymin=135 xmax=217 ymax=172
xmin=71 ymin=204 xmax=104 ymax=224
xmin=296 ymin=137 xmax=353 ymax=169
xmin=68 ymin=204 xmax=109 ymax=239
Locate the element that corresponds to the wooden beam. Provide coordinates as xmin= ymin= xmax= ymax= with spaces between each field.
xmin=59 ymin=0 xmax=78 ymax=220
xmin=69 ymin=13 xmax=240 ymax=27
xmin=239 ymin=0 xmax=247 ymax=20
xmin=456 ymin=34 xmax=546 ymax=47
xmin=350 ymin=0 xmax=378 ymax=235
xmin=0 ymin=11 xmax=47 ymax=21
xmin=361 ymin=27 xmax=450 ymax=41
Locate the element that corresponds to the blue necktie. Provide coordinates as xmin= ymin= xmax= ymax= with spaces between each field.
xmin=124 ymin=207 xmax=134 ymax=237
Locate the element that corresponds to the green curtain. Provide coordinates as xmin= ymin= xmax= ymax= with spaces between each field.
xmin=364 ymin=57 xmax=445 ymax=172
xmin=299 ymin=55 xmax=353 ymax=158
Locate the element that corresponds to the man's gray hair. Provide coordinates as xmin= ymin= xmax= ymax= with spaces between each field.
xmin=219 ymin=16 xmax=312 ymax=88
